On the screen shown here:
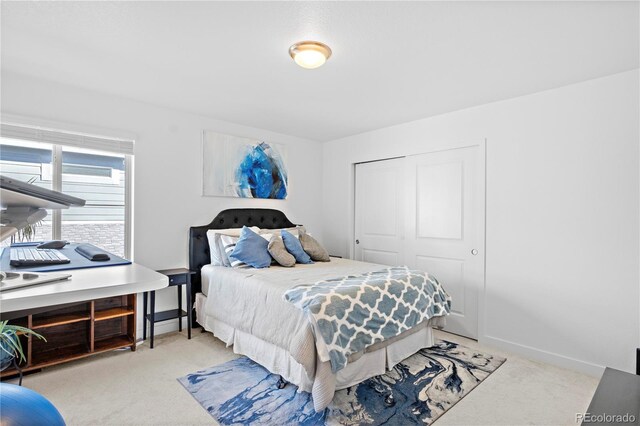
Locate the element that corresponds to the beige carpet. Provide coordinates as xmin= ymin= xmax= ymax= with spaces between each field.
xmin=7 ymin=330 xmax=598 ymax=425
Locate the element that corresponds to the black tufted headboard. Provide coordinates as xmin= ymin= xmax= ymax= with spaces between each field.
xmin=188 ymin=208 xmax=297 ymax=326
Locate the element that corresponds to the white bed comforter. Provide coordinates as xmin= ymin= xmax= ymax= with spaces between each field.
xmin=203 ymin=258 xmax=383 ymax=376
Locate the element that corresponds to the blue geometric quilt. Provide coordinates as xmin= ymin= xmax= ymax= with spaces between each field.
xmin=284 ymin=266 xmax=451 ymax=372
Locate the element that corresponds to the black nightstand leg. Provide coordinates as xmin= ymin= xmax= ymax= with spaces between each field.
xmin=142 ymin=292 xmax=148 ymax=341
xmin=149 ymin=290 xmax=156 ymax=349
xmin=186 ymin=275 xmax=192 ymax=339
xmin=177 ymin=285 xmax=182 ymax=332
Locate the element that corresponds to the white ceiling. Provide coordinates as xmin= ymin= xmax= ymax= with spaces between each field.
xmin=1 ymin=1 xmax=638 ymax=142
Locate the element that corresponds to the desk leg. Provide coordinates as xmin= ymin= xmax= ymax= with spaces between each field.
xmin=178 ymin=285 xmax=182 ymax=332
xmin=149 ymin=290 xmax=156 ymax=349
xmin=143 ymin=292 xmax=148 ymax=341
xmin=186 ymin=276 xmax=192 ymax=340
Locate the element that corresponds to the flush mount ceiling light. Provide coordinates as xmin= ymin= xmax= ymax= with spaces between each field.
xmin=289 ymin=41 xmax=332 ymax=69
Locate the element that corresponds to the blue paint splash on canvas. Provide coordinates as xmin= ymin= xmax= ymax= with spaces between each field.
xmin=235 ymin=142 xmax=288 ymax=199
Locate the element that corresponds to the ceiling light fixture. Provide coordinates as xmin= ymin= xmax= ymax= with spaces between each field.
xmin=289 ymin=41 xmax=332 ymax=69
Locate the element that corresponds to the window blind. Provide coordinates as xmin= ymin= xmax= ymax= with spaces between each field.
xmin=1 ymin=123 xmax=134 ymax=155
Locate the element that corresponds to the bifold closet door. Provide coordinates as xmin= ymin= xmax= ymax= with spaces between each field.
xmin=404 ymin=146 xmax=483 ymax=339
xmin=354 ymin=158 xmax=405 ymax=265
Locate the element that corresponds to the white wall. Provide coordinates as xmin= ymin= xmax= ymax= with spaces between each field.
xmin=1 ymin=71 xmax=324 ymax=337
xmin=3 ymin=68 xmax=638 ymax=375
xmin=322 ymin=70 xmax=640 ymax=375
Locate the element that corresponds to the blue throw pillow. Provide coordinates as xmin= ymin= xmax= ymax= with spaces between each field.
xmin=281 ymin=229 xmax=313 ymax=264
xmin=229 ymin=226 xmax=271 ymax=268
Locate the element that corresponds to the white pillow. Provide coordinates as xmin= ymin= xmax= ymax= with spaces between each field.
xmin=206 ymin=227 xmax=260 ymax=266
xmin=205 ymin=232 xmax=224 ymax=266
xmin=259 ymin=226 xmax=305 ymax=238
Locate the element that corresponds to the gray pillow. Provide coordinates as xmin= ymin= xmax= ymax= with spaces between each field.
xmin=299 ymin=230 xmax=330 ymax=262
xmin=268 ymin=235 xmax=296 ymax=267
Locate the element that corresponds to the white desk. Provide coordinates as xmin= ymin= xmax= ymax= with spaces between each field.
xmin=0 ymin=263 xmax=168 ymax=314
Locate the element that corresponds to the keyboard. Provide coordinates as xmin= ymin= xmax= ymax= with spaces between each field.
xmin=9 ymin=247 xmax=70 ymax=267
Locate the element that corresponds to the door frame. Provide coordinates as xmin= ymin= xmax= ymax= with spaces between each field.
xmin=350 ymin=140 xmax=487 ymax=340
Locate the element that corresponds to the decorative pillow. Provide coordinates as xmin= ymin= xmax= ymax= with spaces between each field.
xmin=229 ymin=226 xmax=272 ymax=268
xmin=209 ymin=227 xmax=260 ymax=267
xmin=220 ymin=235 xmax=241 ymax=267
xmin=268 ymin=235 xmax=296 ymax=267
xmin=281 ymin=229 xmax=313 ymax=264
xmin=299 ymin=230 xmax=330 ymax=262
xmin=217 ymin=234 xmax=232 ymax=267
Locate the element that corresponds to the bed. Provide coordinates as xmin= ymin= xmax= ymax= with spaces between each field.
xmin=188 ymin=208 xmax=448 ymax=412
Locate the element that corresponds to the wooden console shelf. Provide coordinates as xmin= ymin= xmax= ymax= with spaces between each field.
xmin=95 ymin=307 xmax=135 ymax=321
xmin=1 ymin=294 xmax=136 ymax=378
xmin=32 ymin=312 xmax=92 ymax=329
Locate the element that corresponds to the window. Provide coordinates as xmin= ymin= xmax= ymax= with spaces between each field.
xmin=0 ymin=139 xmax=54 ymax=243
xmin=0 ymin=122 xmax=133 ymax=258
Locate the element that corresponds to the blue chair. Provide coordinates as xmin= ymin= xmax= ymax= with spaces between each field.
xmin=0 ymin=383 xmax=65 ymax=426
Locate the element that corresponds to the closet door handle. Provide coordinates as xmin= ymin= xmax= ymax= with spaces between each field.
xmin=471 ymin=249 xmax=478 ymax=255
xmin=355 ymin=239 xmax=360 ymax=245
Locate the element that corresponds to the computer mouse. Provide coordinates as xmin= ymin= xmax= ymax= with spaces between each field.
xmin=37 ymin=240 xmax=69 ymax=250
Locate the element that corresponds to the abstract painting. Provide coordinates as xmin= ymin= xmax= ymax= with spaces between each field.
xmin=202 ymin=131 xmax=288 ymax=199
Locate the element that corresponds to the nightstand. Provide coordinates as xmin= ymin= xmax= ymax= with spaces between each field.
xmin=143 ymin=268 xmax=195 ymax=349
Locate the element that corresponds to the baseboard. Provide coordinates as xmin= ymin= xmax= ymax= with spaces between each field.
xmin=481 ymin=335 xmax=604 ymax=377
xmin=138 ymin=319 xmax=606 ymax=377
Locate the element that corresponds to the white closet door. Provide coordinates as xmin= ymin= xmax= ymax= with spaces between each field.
xmin=354 ymin=158 xmax=405 ymax=266
xmin=404 ymin=146 xmax=483 ymax=339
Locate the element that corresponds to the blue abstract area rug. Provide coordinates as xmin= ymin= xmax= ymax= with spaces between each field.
xmin=178 ymin=340 xmax=506 ymax=425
